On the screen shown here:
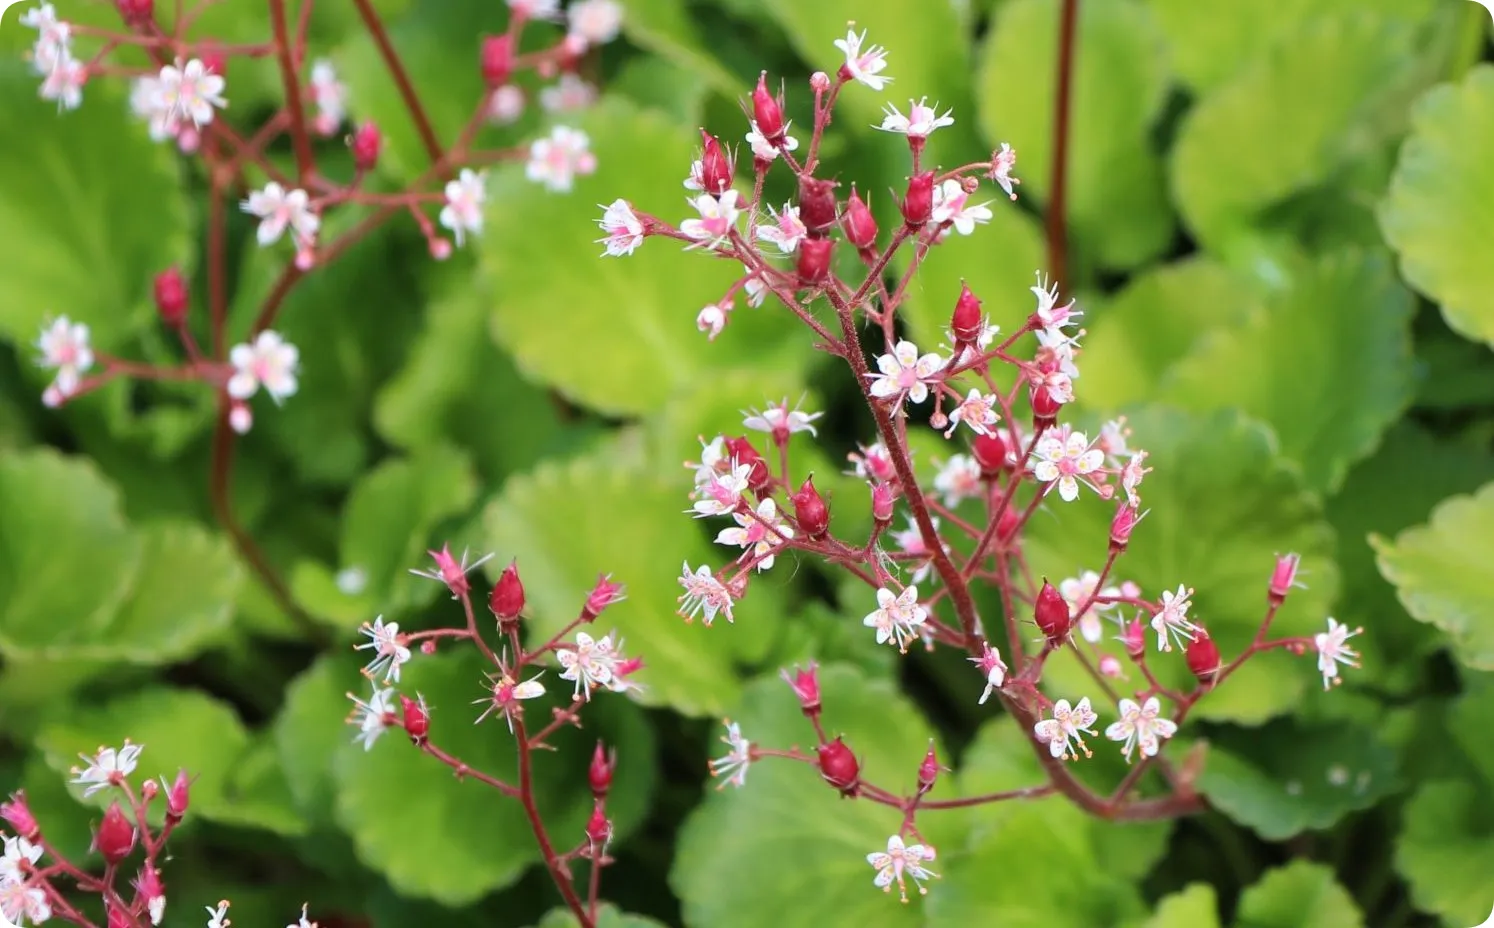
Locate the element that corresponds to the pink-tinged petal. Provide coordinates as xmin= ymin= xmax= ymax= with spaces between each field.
xmin=1075 ymin=449 xmax=1105 ymax=473
xmin=1058 ymin=476 xmax=1080 ymax=501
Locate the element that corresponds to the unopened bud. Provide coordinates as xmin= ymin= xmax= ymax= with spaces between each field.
xmin=871 ymin=481 xmax=895 ymax=524
xmin=1186 ymin=631 xmax=1221 ymax=682
xmin=199 ymin=47 xmax=226 ymax=78
xmin=809 ymin=70 xmax=831 ymax=93
xmin=1268 ymin=553 xmax=1301 ymax=607
xmin=350 ymin=121 xmax=382 ymax=171
xmin=752 ymin=72 xmax=785 ymax=141
xmin=791 ymin=476 xmax=829 ymax=539
xmin=400 ymin=694 xmax=430 ymax=743
xmin=228 ymin=401 xmax=252 ymax=434
xmin=1098 ymin=654 xmax=1124 ymax=678
xmin=779 ymin=662 xmax=821 ymax=715
xmin=1030 ymin=383 xmax=1062 ymax=427
xmin=841 ymin=187 xmax=878 ymax=251
xmin=141 ymin=779 xmax=158 ymax=802
xmin=1034 ymin=580 xmax=1071 ymax=645
xmin=796 ymin=237 xmax=833 ymax=287
xmin=481 ymin=35 xmax=515 ymax=87
xmin=154 ymin=266 xmax=188 ymax=327
xmin=95 ymin=802 xmax=137 ymax=864
xmin=724 ymin=436 xmax=771 ymax=491
xmin=584 ymin=574 xmax=627 ymax=620
xmin=430 ymin=237 xmax=453 ymax=261
xmin=901 ymin=171 xmax=935 ymax=228
xmin=971 ymin=432 xmax=1010 ymax=476
xmin=589 ymin=741 xmax=616 ymax=799
xmin=699 ymin=130 xmax=734 ymax=196
xmin=1110 ymin=503 xmax=1139 ymax=552
xmin=116 ymin=0 xmax=153 ymax=24
xmin=797 ymin=176 xmax=839 ymax=234
xmin=107 ymin=901 xmax=131 ymax=928
xmin=585 ymin=800 xmax=612 ymax=848
xmin=489 ymin=560 xmax=526 ymax=625
xmin=817 ymin=737 xmax=861 ymax=796
xmin=164 ymin=769 xmax=190 ymax=820
xmin=951 ymin=282 xmax=983 ymax=345
xmin=2 ymin=793 xmax=39 ymax=840
xmin=917 ymin=741 xmax=940 ymax=794
xmin=996 ymin=507 xmax=1020 ymax=545
xmin=1122 ymin=618 xmax=1146 ymax=659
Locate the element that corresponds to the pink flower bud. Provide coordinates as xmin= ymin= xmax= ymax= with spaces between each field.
xmin=164 ymin=769 xmax=190 ymax=820
xmin=586 ymin=800 xmax=612 ymax=848
xmin=1268 ymin=553 xmax=1301 ymax=606
xmin=779 ymin=662 xmax=821 ymax=715
xmin=481 ymin=35 xmax=515 ymax=87
xmin=696 ymin=304 xmax=727 ymax=340
xmin=699 ymin=130 xmax=734 ymax=196
xmin=116 ymin=0 xmax=153 ymax=24
xmin=951 ymin=282 xmax=983 ymax=345
xmin=971 ymin=432 xmax=1010 ymax=476
xmin=2 ymin=793 xmax=39 ymax=840
xmin=154 ymin=266 xmax=188 ymax=327
xmin=796 ymin=237 xmax=833 ymax=287
xmin=752 ymin=72 xmax=785 ymax=141
xmin=141 ymin=779 xmax=158 ymax=802
xmin=400 ymin=694 xmax=430 ymax=743
xmin=430 ymin=237 xmax=453 ymax=261
xmin=95 ymin=802 xmax=137 ymax=865
xmin=107 ymin=901 xmax=130 ymax=928
xmin=841 ymin=187 xmax=878 ymax=251
xmin=917 ymin=741 xmax=940 ymax=794
xmin=1122 ymin=618 xmax=1146 ymax=659
xmin=791 ymin=476 xmax=829 ymax=539
xmin=1110 ymin=503 xmax=1139 ymax=552
xmin=1030 ymin=383 xmax=1062 ymax=426
xmin=350 ymin=121 xmax=382 ymax=171
xmin=798 ymin=176 xmax=839 ymax=234
xmin=901 ymin=171 xmax=935 ymax=228
xmin=871 ymin=481 xmax=895 ymax=524
xmin=421 ymin=639 xmax=438 ymax=655
xmin=584 ymin=574 xmax=627 ymax=620
xmin=817 ymin=737 xmax=861 ymax=796
xmin=589 ymin=741 xmax=616 ymax=799
xmin=199 ymin=47 xmax=226 ymax=79
xmin=1034 ymin=580 xmax=1071 ymax=645
xmin=489 ymin=560 xmax=526 ymax=625
xmin=809 ymin=71 xmax=831 ymax=93
xmin=228 ymin=401 xmax=252 ymax=434
xmin=134 ymin=865 xmax=163 ymax=911
xmin=724 ymin=436 xmax=771 ymax=491
xmin=996 ymin=507 xmax=1020 ymax=545
xmin=1098 ymin=654 xmax=1124 ymax=678
xmin=1186 ymin=631 xmax=1221 ymax=682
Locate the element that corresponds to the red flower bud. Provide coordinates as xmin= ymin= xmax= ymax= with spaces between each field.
xmin=1122 ymin=618 xmax=1147 ymax=659
xmin=116 ymin=0 xmax=153 ymax=25
xmin=699 ymin=130 xmax=734 ymax=196
xmin=951 ymin=282 xmax=983 ymax=345
xmin=350 ymin=121 xmax=382 ymax=171
xmin=817 ymin=737 xmax=861 ymax=796
xmin=841 ymin=187 xmax=878 ymax=251
xmin=751 ymin=72 xmax=785 ymax=141
xmin=586 ymin=800 xmax=612 ymax=848
xmin=996 ymin=507 xmax=1020 ymax=545
xmin=400 ymin=694 xmax=430 ymax=743
xmin=796 ymin=237 xmax=833 ymax=287
xmin=154 ymin=266 xmax=188 ymax=327
xmin=724 ymin=436 xmax=771 ymax=491
xmin=584 ymin=573 xmax=627 ymax=620
xmin=871 ymin=482 xmax=895 ymax=524
xmin=901 ymin=171 xmax=935 ymax=228
xmin=199 ymin=47 xmax=226 ymax=79
xmin=798 ymin=176 xmax=839 ymax=234
xmin=2 ymin=793 xmax=39 ymax=840
xmin=1110 ymin=503 xmax=1139 ymax=552
xmin=917 ymin=741 xmax=940 ymax=794
xmin=95 ymin=802 xmax=137 ymax=865
xmin=1185 ymin=631 xmax=1221 ymax=682
xmin=589 ymin=741 xmax=616 ymax=799
xmin=489 ymin=560 xmax=526 ymax=624
xmin=107 ymin=901 xmax=131 ymax=928
xmin=1030 ymin=383 xmax=1062 ymax=426
xmin=791 ymin=476 xmax=829 ymax=539
xmin=971 ymin=431 xmax=1011 ymax=476
xmin=481 ymin=35 xmax=515 ymax=87
xmin=1034 ymin=579 xmax=1071 ymax=645
xmin=1268 ymin=553 xmax=1301 ymax=606
xmin=164 ymin=769 xmax=190 ymax=820
xmin=779 ymin=662 xmax=821 ymax=715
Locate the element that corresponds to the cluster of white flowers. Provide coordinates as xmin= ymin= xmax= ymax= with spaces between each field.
xmin=1 ymin=833 xmax=51 ymax=925
xmin=205 ymin=899 xmax=319 ymax=928
xmin=21 ymin=3 xmax=85 ymax=111
xmin=308 ymin=59 xmax=348 ymax=136
xmin=130 ymin=59 xmax=228 ymax=150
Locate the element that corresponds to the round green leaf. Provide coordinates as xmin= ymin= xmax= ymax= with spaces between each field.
xmin=479 ymin=96 xmax=810 ymax=417
xmin=671 ymin=664 xmax=953 ymax=928
xmin=1023 ymin=407 xmax=1340 ymax=725
xmin=533 ymin=905 xmax=670 ymax=928
xmin=1397 ymin=780 xmax=1494 ymax=928
xmin=483 ymin=443 xmax=781 ymax=717
xmin=1143 ymin=885 xmax=1220 ymax=928
xmin=335 ymin=649 xmax=656 ymax=906
xmin=622 ymin=0 xmax=741 ymax=97
xmin=274 ymin=651 xmax=367 ymax=824
xmin=211 ymin=736 xmax=311 ymax=837
xmin=1235 ymin=860 xmax=1364 ymax=928
xmin=1372 ymin=481 xmax=1494 ymax=670
xmin=0 ymin=63 xmax=190 ymax=354
xmin=977 ymin=0 xmax=1174 ymax=269
xmin=1158 ymin=252 xmax=1415 ymax=495
xmin=1381 ymin=66 xmax=1494 ymax=348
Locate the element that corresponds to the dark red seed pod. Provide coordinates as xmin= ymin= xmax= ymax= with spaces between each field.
xmin=817 ymin=737 xmax=861 ymax=796
xmin=790 ymin=476 xmax=829 ymax=539
xmin=901 ymin=171 xmax=935 ymax=228
xmin=1034 ymin=580 xmax=1071 ymax=645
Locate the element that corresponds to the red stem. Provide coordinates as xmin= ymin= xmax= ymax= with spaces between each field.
xmin=351 ymin=0 xmax=445 ymax=165
xmin=1046 ymin=0 xmax=1079 ymax=293
xmin=268 ymin=0 xmax=316 ymax=183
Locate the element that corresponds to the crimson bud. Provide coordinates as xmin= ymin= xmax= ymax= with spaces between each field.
xmin=971 ymin=431 xmax=1010 ymax=476
xmin=1122 ymin=618 xmax=1146 ymax=659
xmin=164 ymin=769 xmax=190 ymax=820
xmin=751 ymin=72 xmax=785 ymax=141
xmin=871 ymin=481 xmax=895 ymax=524
xmin=996 ymin=507 xmax=1020 ymax=545
xmin=584 ymin=574 xmax=627 ymax=620
xmin=901 ymin=171 xmax=935 ymax=228
xmin=797 ymin=237 xmax=833 ymax=287
xmin=841 ymin=187 xmax=878 ymax=251
xmin=154 ymin=266 xmax=188 ymax=327
xmin=1 ymin=793 xmax=39 ymax=840
xmin=1034 ymin=580 xmax=1071 ymax=645
xmin=107 ymin=902 xmax=130 ymax=928
xmin=1186 ymin=631 xmax=1221 ymax=682
xmin=116 ymin=0 xmax=153 ymax=25
xmin=489 ymin=560 xmax=526 ymax=625
xmin=951 ymin=282 xmax=983 ymax=345
xmin=917 ymin=741 xmax=940 ymax=794
xmin=699 ymin=130 xmax=734 ymax=195
xmin=1268 ymin=553 xmax=1301 ymax=607
xmin=790 ymin=476 xmax=829 ymax=539
xmin=817 ymin=737 xmax=861 ymax=796
xmin=724 ymin=436 xmax=771 ymax=491
xmin=1110 ymin=503 xmax=1140 ymax=552
xmin=586 ymin=800 xmax=613 ymax=849
xmin=779 ymin=662 xmax=821 ymax=715
xmin=798 ymin=176 xmax=839 ymax=234
xmin=400 ymin=694 xmax=430 ymax=743
xmin=95 ymin=802 xmax=137 ymax=865
xmin=481 ymin=35 xmax=515 ymax=87
xmin=589 ymin=741 xmax=616 ymax=799
xmin=1030 ymin=383 xmax=1062 ymax=426
xmin=350 ymin=121 xmax=382 ymax=171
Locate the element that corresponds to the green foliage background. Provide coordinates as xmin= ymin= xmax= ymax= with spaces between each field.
xmin=2 ymin=0 xmax=1493 ymax=926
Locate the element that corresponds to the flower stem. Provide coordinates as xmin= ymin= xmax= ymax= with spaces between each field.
xmin=351 ymin=0 xmax=445 ymax=165
xmin=1046 ymin=0 xmax=1080 ymax=293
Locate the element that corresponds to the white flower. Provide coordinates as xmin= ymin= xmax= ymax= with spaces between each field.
xmin=347 ymin=686 xmax=397 ymax=750
xmin=754 ymin=202 xmax=807 ymax=254
xmin=697 ymin=304 xmax=728 ymax=340
xmin=0 ymin=880 xmax=50 ymax=926
xmin=1029 ymin=429 xmax=1103 ymax=502
xmin=23 ymin=3 xmax=71 ymax=75
xmin=933 ymin=454 xmax=983 ymax=508
xmin=34 ymin=315 xmax=93 ymax=398
xmin=475 ymin=670 xmax=548 ymax=729
xmin=746 ymin=121 xmax=798 ymax=161
xmin=708 ymin=720 xmax=751 ymax=789
xmin=867 ymin=835 xmax=938 ymax=903
xmin=540 ymin=73 xmax=596 ymax=112
xmin=1059 ymin=571 xmax=1123 ymax=643
xmin=1314 ymin=617 xmax=1362 ymax=690
xmin=131 ymin=74 xmax=183 ymax=141
xmin=834 ymin=28 xmax=892 ymax=90
xmin=1105 ymin=696 xmax=1177 ymax=763
xmin=890 ymin=516 xmax=939 ymax=585
xmin=863 ymin=586 xmax=927 ymax=653
xmin=566 ymin=0 xmax=623 ymax=48
xmin=878 ymin=98 xmax=953 ymax=139
xmin=1121 ymin=452 xmax=1150 ymax=506
xmin=715 ymin=497 xmax=793 ymax=571
xmin=508 ymin=0 xmax=561 ymax=18
xmin=1031 ymin=272 xmax=1082 ymax=330
xmin=156 ymin=58 xmax=226 ymax=127
xmin=440 ymin=168 xmax=487 ymax=247
xmin=287 ymin=903 xmax=317 ymax=928
xmin=241 ymin=182 xmax=319 ymax=247
xmin=488 ymin=84 xmax=526 ymax=123
xmin=40 ymin=53 xmax=86 ymax=110
xmin=691 ymin=461 xmax=752 ymax=518
xmin=969 ymin=642 xmax=1007 ymax=705
xmin=1036 ymin=327 xmax=1081 ymax=380
xmin=687 ymin=435 xmax=727 ymax=487
xmin=931 ymin=179 xmax=992 ymax=235
xmin=206 ymin=901 xmax=232 ymax=928
xmin=945 ymin=389 xmax=999 ymax=438
xmin=309 ymin=59 xmax=348 ymax=135
xmin=677 ymin=562 xmax=736 ymax=626
xmin=71 ymin=742 xmax=143 ymax=797
xmin=526 ymin=125 xmax=597 ymax=192
xmin=681 ymin=190 xmax=742 ymax=249
xmin=1151 ymin=585 xmax=1199 ymax=652
xmin=595 ymin=198 xmax=644 ymax=257
xmin=991 ymin=142 xmax=1020 ymax=199
xmin=356 ymin=616 xmax=411 ymax=684
xmin=740 ymin=266 xmax=767 ymax=307
xmin=743 ymin=398 xmax=821 ymax=439
xmin=228 ymin=330 xmax=300 ymax=403
xmin=867 ymin=340 xmax=944 ymax=413
xmin=0 ymin=836 xmax=43 ymax=884
xmin=1033 ymin=697 xmax=1098 ymax=761
xmin=556 ymin=631 xmax=621 ymax=699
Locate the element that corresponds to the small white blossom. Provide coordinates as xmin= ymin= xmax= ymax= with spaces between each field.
xmin=488 ymin=84 xmax=526 ymax=123
xmin=867 ymin=835 xmax=938 ymax=903
xmin=21 ymin=3 xmax=70 ymax=73
xmin=346 ymin=686 xmax=397 ymax=750
xmin=287 ymin=904 xmax=317 ymax=928
xmin=863 ymin=586 xmax=927 ymax=653
xmin=1152 ymin=585 xmax=1199 ymax=652
xmin=933 ymin=454 xmax=983 ymax=508
xmin=1033 ymin=697 xmax=1098 ymax=761
xmin=969 ymin=642 xmax=1008 ymax=704
xmin=475 ymin=671 xmax=547 ymax=729
xmin=1030 ymin=429 xmax=1103 ymax=502
xmin=877 ymin=98 xmax=953 ymax=139
xmin=509 ymin=0 xmax=561 ymax=18
xmin=40 ymin=53 xmax=86 ymax=110
xmin=356 ymin=616 xmax=411 ymax=684
xmin=440 ymin=168 xmax=488 ymax=247
xmin=227 ymin=330 xmax=300 ymax=403
xmin=540 ymin=73 xmax=596 ymax=113
xmin=1036 ymin=327 xmax=1081 ymax=380
xmin=945 ymin=389 xmax=999 ymax=438
xmin=34 ymin=315 xmax=93 ymax=398
xmin=755 ymin=202 xmax=807 ymax=254
xmin=0 ymin=836 xmax=43 ymax=885
xmin=834 ymin=28 xmax=892 ymax=90
xmin=697 ymin=304 xmax=728 ymax=340
xmin=716 ymin=497 xmax=793 ymax=571
xmin=555 ymin=631 xmax=619 ymax=700
xmin=1059 ymin=571 xmax=1123 ymax=643
xmin=681 ymin=190 xmax=742 ymax=249
xmin=890 ymin=516 xmax=940 ymax=585
xmin=687 ymin=435 xmax=728 ymax=487
xmin=677 ymin=563 xmax=736 ymax=626
xmin=931 ymin=179 xmax=993 ymax=235
xmin=868 ymin=340 xmax=944 ymax=413
xmin=743 ymin=398 xmax=821 ymax=439
xmin=566 ymin=0 xmax=623 ymax=49
xmin=131 ymin=74 xmax=183 ymax=142
xmin=991 ymin=143 xmax=1020 ymax=199
xmin=1105 ymin=696 xmax=1177 ymax=762
xmin=740 ymin=267 xmax=767 ymax=307
xmin=691 ymin=461 xmax=752 ymax=518
xmin=708 ymin=720 xmax=751 ymax=789
xmin=242 ymin=182 xmax=319 ymax=248
xmin=746 ymin=121 xmax=798 ymax=161
xmin=71 ymin=742 xmax=143 ymax=797
xmin=1121 ymin=452 xmax=1150 ymax=506
xmin=309 ymin=59 xmax=347 ymax=135
xmin=596 ymin=198 xmax=645 ymax=256
xmin=205 ymin=900 xmax=232 ymax=928
xmin=0 ymin=879 xmax=51 ymax=926
xmin=156 ymin=58 xmax=227 ymax=128
xmin=1031 ymin=272 xmax=1082 ymax=331
xmin=526 ymin=126 xmax=597 ymax=193
xmin=1315 ymin=617 xmax=1362 ymax=690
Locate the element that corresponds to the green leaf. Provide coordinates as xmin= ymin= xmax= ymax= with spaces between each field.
xmin=1023 ymin=407 xmax=1340 ymax=725
xmin=1157 ymin=252 xmax=1415 ymax=495
xmin=1234 ymin=861 xmax=1364 ymax=928
xmin=977 ymin=0 xmax=1174 ymax=269
xmin=1171 ymin=13 xmax=1431 ymax=250
xmin=211 ymin=736 xmax=312 ymax=837
xmin=1372 ymin=481 xmax=1494 ymax=670
xmin=1144 ymin=885 xmax=1221 ymax=928
xmin=532 ymin=905 xmax=671 ymax=928
xmin=1380 ymin=66 xmax=1494 ymax=349
xmin=479 ymin=96 xmax=810 ymax=416
xmin=622 ymin=0 xmax=742 ymax=97
xmin=484 ymin=442 xmax=780 ymax=717
xmin=671 ymin=664 xmax=951 ymax=928
xmin=1195 ymin=718 xmax=1397 ymax=840
xmin=1396 ymin=781 xmax=1494 ymax=928
xmin=273 ymin=651 xmax=367 ymax=827
xmin=334 ymin=649 xmax=656 ymax=906
xmin=0 ymin=63 xmax=189 ymax=354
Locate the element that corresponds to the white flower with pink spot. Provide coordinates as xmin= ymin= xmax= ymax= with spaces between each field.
xmin=755 ymin=202 xmax=807 ymax=254
xmin=867 ymin=835 xmax=938 ymax=902
xmin=716 ymin=497 xmax=793 ymax=571
xmin=40 ymin=54 xmax=86 ymax=110
xmin=863 ymin=586 xmax=927 ymax=653
xmin=933 ymin=454 xmax=982 ymax=507
xmin=1152 ymin=584 xmax=1199 ymax=652
xmin=242 ymin=182 xmax=319 ymax=248
xmin=746 ymin=121 xmax=798 ymax=161
xmin=878 ymin=98 xmax=953 ymax=139
xmin=440 ymin=168 xmax=488 ymax=246
xmin=227 ymin=330 xmax=299 ymax=404
xmin=526 ymin=126 xmax=597 ymax=193
xmin=35 ymin=316 xmax=93 ymax=399
xmin=1105 ymin=697 xmax=1177 ymax=762
xmin=969 ymin=641 xmax=1007 ymax=704
xmin=540 ymin=74 xmax=596 ymax=113
xmin=1030 ymin=429 xmax=1103 ymax=502
xmin=678 ymin=563 xmax=735 ymax=626
xmin=1033 ymin=697 xmax=1098 ymax=761
xmin=566 ymin=0 xmax=623 ymax=49
xmin=681 ymin=190 xmax=741 ymax=249
xmin=931 ymin=180 xmax=993 ymax=236
xmin=596 ymin=198 xmax=644 ymax=257
xmin=691 ymin=462 xmax=752 ymax=518
xmin=1032 ymin=273 xmax=1082 ymax=331
xmin=991 ymin=142 xmax=1020 ymax=199
xmin=945 ymin=389 xmax=1000 ymax=438
xmin=309 ymin=59 xmax=348 ymax=135
xmin=1315 ymin=617 xmax=1362 ymax=690
xmin=868 ymin=340 xmax=944 ymax=413
xmin=834 ymin=28 xmax=892 ymax=91
xmin=155 ymin=58 xmax=226 ymax=128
